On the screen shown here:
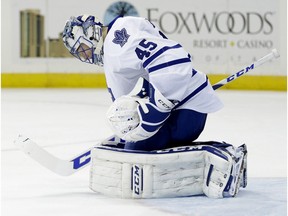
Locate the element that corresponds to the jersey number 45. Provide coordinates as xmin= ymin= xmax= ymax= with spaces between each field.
xmin=135 ymin=39 xmax=157 ymax=60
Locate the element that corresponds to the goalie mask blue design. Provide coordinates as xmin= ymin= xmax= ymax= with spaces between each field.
xmin=112 ymin=28 xmax=130 ymax=47
xmin=62 ymin=15 xmax=104 ymax=66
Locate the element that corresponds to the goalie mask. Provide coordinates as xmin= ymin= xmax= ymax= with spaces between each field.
xmin=63 ymin=15 xmax=104 ymax=66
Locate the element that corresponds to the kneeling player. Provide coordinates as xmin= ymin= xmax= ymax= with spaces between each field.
xmin=62 ymin=15 xmax=247 ymax=198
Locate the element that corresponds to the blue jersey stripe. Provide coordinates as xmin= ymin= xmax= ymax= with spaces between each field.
xmin=143 ymin=44 xmax=182 ymax=68
xmin=173 ymin=76 xmax=209 ymax=110
xmin=148 ymin=56 xmax=191 ymax=73
xmin=192 ymin=69 xmax=198 ymax=77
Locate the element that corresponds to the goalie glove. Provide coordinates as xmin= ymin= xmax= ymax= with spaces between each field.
xmin=106 ymin=78 xmax=175 ymax=142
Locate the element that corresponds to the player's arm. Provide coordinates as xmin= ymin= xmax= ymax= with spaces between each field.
xmin=106 ymin=77 xmax=176 ymax=141
xmin=133 ymin=25 xmax=200 ymax=112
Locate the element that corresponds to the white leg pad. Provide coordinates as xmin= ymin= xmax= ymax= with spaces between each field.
xmin=89 ymin=144 xmax=246 ymax=199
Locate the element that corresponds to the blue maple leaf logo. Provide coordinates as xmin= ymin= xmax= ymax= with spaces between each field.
xmin=112 ymin=28 xmax=130 ymax=47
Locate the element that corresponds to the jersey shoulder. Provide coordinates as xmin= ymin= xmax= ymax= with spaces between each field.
xmin=104 ymin=17 xmax=158 ymax=55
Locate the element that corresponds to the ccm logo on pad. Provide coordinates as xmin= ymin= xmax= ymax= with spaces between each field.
xmin=131 ymin=165 xmax=143 ymax=195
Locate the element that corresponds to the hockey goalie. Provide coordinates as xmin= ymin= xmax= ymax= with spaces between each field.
xmin=62 ymin=15 xmax=248 ymax=198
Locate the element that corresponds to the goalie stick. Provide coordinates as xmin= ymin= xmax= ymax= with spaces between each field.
xmin=14 ymin=49 xmax=280 ymax=176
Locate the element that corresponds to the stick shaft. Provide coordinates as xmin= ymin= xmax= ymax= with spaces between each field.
xmin=212 ymin=49 xmax=280 ymax=90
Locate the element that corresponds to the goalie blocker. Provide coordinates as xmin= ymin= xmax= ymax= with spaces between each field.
xmin=89 ymin=141 xmax=247 ymax=199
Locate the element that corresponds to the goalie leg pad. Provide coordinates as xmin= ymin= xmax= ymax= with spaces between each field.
xmin=89 ymin=142 xmax=247 ymax=199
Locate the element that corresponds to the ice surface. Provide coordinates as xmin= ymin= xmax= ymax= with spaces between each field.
xmin=1 ymin=89 xmax=287 ymax=216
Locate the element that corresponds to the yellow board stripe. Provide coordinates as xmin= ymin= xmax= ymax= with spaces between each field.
xmin=1 ymin=73 xmax=287 ymax=91
xmin=1 ymin=73 xmax=107 ymax=88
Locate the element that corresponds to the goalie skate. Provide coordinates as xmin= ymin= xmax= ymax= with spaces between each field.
xmin=239 ymin=144 xmax=248 ymax=188
xmin=223 ymin=144 xmax=247 ymax=197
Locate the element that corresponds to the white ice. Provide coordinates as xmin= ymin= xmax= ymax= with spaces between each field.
xmin=1 ymin=89 xmax=287 ymax=216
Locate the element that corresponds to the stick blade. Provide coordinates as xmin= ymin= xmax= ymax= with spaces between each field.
xmin=14 ymin=135 xmax=74 ymax=176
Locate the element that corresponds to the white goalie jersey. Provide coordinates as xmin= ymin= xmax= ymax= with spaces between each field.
xmin=103 ymin=16 xmax=223 ymax=113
